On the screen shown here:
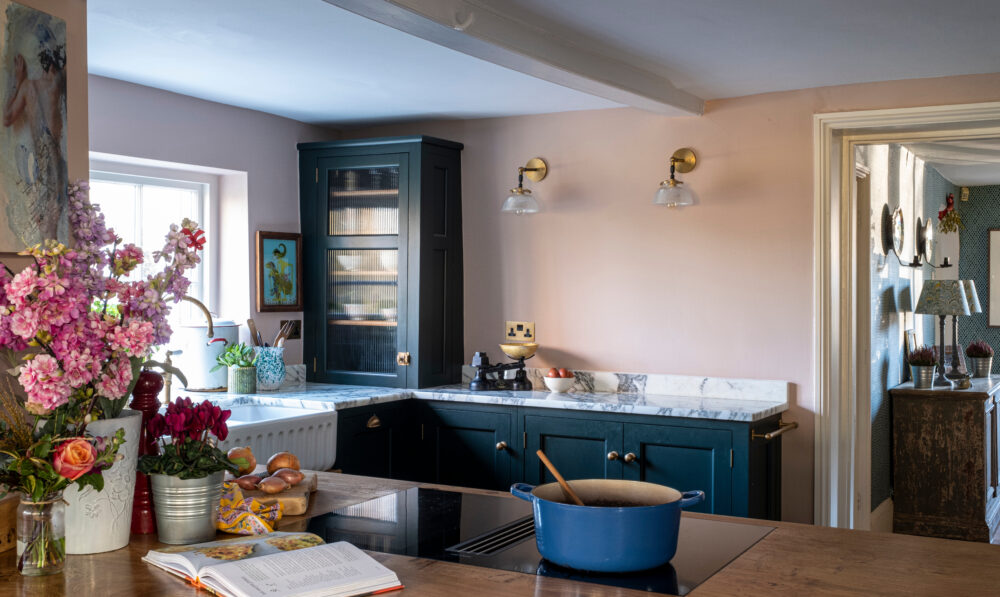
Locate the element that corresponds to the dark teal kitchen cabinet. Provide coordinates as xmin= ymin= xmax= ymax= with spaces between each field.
xmin=333 ymin=400 xmax=784 ymax=520
xmin=335 ymin=401 xmax=418 ymax=479
xmin=419 ymin=403 xmax=515 ymax=490
xmin=621 ymin=423 xmax=732 ymax=515
xmin=298 ymin=136 xmax=464 ymax=388
xmin=523 ymin=415 xmax=623 ymax=483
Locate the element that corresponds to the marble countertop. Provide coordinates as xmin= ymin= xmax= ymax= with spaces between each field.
xmin=193 ymin=381 xmax=787 ymax=422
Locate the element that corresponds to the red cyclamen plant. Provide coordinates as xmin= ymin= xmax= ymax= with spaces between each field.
xmin=138 ymin=397 xmax=242 ymax=480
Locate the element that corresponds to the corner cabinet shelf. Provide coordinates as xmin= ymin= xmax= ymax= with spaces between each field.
xmin=299 ymin=136 xmax=464 ymax=388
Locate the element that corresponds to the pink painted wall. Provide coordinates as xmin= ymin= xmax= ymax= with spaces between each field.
xmin=87 ymin=75 xmax=339 ymax=364
xmin=349 ymin=71 xmax=1000 ymax=524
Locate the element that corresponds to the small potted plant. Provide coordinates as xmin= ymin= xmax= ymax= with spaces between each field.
xmin=966 ymin=340 xmax=994 ymax=378
xmin=909 ymin=345 xmax=939 ymax=389
xmin=212 ymin=342 xmax=258 ymax=393
xmin=138 ymin=397 xmax=243 ymax=544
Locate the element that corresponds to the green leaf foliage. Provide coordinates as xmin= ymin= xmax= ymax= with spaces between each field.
xmin=211 ymin=342 xmax=258 ymax=372
xmin=138 ymin=438 xmax=239 ymax=480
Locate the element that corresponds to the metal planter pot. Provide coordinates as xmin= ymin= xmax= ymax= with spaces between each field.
xmin=150 ymin=471 xmax=224 ymax=544
xmin=511 ymin=479 xmax=704 ymax=572
xmin=911 ymin=365 xmax=936 ymax=389
xmin=969 ymin=357 xmax=993 ymax=378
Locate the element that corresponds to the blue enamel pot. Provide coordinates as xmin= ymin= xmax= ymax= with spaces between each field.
xmin=511 ymin=479 xmax=705 ymax=572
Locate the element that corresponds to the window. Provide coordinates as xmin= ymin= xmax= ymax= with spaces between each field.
xmin=89 ymin=171 xmax=210 ymax=324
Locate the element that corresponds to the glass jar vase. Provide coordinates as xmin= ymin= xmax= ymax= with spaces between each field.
xmin=16 ymin=492 xmax=66 ymax=576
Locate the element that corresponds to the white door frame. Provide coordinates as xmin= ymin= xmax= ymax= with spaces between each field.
xmin=814 ymin=101 xmax=1000 ymax=528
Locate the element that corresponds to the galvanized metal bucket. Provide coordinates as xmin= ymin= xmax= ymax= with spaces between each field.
xmin=970 ymin=357 xmax=993 ymax=378
xmin=911 ymin=365 xmax=936 ymax=389
xmin=150 ymin=471 xmax=224 ymax=544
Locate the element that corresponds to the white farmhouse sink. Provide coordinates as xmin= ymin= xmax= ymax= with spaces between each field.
xmin=217 ymin=404 xmax=337 ymax=471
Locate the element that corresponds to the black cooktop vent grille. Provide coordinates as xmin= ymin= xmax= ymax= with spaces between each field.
xmin=445 ymin=515 xmax=535 ymax=556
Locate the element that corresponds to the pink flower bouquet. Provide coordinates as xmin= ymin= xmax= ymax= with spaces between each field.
xmin=0 ymin=180 xmax=204 ymax=421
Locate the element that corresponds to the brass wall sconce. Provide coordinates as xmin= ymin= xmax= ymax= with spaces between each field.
xmin=502 ymin=157 xmax=548 ymax=215
xmin=653 ymin=148 xmax=697 ymax=207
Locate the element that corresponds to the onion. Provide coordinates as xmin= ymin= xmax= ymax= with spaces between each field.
xmin=227 ymin=446 xmax=256 ymax=476
xmin=258 ymin=476 xmax=289 ymax=494
xmin=235 ymin=475 xmax=262 ymax=491
xmin=266 ymin=452 xmax=301 ymax=474
xmin=272 ymin=468 xmax=305 ymax=486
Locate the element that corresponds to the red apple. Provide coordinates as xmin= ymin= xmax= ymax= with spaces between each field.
xmin=558 ymin=368 xmax=573 ymax=378
xmin=546 ymin=368 xmax=560 ymax=378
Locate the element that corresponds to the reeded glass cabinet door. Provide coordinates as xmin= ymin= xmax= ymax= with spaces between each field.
xmin=316 ymin=154 xmax=408 ymax=386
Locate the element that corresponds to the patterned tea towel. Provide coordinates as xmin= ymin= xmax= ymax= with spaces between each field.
xmin=217 ymin=481 xmax=283 ymax=535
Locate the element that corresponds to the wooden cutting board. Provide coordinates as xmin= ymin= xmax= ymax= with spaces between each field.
xmin=234 ymin=469 xmax=319 ymax=516
xmin=0 ymin=493 xmax=16 ymax=553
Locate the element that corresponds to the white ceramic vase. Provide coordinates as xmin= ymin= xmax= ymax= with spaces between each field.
xmin=63 ymin=408 xmax=142 ymax=554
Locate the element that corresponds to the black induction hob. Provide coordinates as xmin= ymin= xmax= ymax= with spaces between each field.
xmin=305 ymin=487 xmax=773 ymax=595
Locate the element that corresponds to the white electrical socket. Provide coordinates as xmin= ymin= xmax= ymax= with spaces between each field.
xmin=505 ymin=321 xmax=535 ymax=342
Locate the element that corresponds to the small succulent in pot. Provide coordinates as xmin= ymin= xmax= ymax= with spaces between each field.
xmin=908 ymin=345 xmax=939 ymax=367
xmin=211 ymin=342 xmax=258 ymax=371
xmin=966 ymin=340 xmax=994 ymax=358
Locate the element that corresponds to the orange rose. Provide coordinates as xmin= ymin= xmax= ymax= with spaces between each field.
xmin=53 ymin=438 xmax=97 ymax=481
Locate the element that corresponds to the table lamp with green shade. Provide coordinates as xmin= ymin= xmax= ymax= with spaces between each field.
xmin=915 ymin=280 xmax=970 ymax=386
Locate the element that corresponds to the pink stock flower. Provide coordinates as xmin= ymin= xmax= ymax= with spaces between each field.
xmin=19 ymin=354 xmax=72 ymax=413
xmin=95 ymin=355 xmax=133 ymax=399
xmin=109 ymin=319 xmax=154 ymax=357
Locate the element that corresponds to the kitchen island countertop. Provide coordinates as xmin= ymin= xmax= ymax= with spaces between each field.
xmin=199 ymin=381 xmax=787 ymax=422
xmin=3 ymin=471 xmax=999 ymax=596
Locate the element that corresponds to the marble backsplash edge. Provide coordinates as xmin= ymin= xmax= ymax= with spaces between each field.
xmin=461 ymin=365 xmax=789 ymax=403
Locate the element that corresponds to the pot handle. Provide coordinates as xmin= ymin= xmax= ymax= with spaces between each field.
xmin=679 ymin=490 xmax=705 ymax=509
xmin=510 ymin=483 xmax=536 ymax=502
xmin=207 ymin=338 xmax=228 ymax=347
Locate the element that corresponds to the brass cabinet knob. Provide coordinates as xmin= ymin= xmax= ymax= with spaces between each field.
xmin=366 ymin=414 xmax=381 ymax=429
xmin=496 ymin=441 xmax=508 ymax=451
xmin=607 ymin=451 xmax=619 ymax=461
xmin=624 ymin=452 xmax=637 ymax=464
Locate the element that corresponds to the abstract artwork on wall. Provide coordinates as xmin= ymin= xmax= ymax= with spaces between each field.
xmin=0 ymin=1 xmax=67 ymax=251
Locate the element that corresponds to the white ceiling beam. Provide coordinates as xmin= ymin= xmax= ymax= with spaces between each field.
xmin=322 ymin=0 xmax=705 ymax=117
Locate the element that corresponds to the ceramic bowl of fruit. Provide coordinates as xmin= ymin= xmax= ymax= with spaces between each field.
xmin=543 ymin=368 xmax=575 ymax=393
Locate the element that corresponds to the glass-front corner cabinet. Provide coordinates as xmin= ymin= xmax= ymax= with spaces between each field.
xmin=298 ymin=136 xmax=464 ymax=388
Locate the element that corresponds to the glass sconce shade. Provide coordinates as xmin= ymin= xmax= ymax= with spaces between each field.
xmin=502 ymin=189 xmax=541 ymax=215
xmin=653 ymin=181 xmax=694 ymax=207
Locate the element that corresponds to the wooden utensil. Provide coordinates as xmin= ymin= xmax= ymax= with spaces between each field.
xmin=536 ymin=449 xmax=585 ymax=506
xmin=273 ymin=321 xmax=291 ymax=347
xmin=247 ymin=318 xmax=261 ymax=346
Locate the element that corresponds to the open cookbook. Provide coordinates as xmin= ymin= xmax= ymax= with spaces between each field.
xmin=143 ymin=532 xmax=403 ymax=597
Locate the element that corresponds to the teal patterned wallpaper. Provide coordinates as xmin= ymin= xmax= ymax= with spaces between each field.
xmin=868 ymin=147 xmax=952 ymax=510
xmin=957 ymin=185 xmax=1000 ymax=362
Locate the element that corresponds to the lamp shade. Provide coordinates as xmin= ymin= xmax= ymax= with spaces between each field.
xmin=501 ymin=189 xmax=540 ymax=215
xmin=653 ymin=182 xmax=694 ymax=207
xmin=915 ymin=280 xmax=971 ymax=316
xmin=962 ymin=279 xmax=983 ymax=314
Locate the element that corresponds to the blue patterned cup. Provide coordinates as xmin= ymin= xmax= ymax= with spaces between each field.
xmin=255 ymin=347 xmax=286 ymax=391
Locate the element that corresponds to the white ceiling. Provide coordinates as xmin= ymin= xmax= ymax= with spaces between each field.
xmin=86 ymin=0 xmax=621 ymax=126
xmin=906 ymin=140 xmax=1000 ymax=186
xmin=88 ymin=0 xmax=1000 ymax=126
xmin=479 ymin=0 xmax=1000 ymax=99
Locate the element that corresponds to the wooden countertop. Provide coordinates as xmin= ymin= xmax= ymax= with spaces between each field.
xmin=4 ymin=472 xmax=1000 ymax=596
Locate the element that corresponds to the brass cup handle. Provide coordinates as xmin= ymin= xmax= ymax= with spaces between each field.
xmin=366 ymin=415 xmax=381 ymax=429
xmin=607 ymin=451 xmax=619 ymax=461
xmin=624 ymin=452 xmax=637 ymax=464
xmin=496 ymin=441 xmax=508 ymax=451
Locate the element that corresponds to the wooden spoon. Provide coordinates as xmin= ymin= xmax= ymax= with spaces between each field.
xmin=536 ymin=449 xmax=585 ymax=506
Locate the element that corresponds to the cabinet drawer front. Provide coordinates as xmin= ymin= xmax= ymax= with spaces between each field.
xmin=524 ymin=415 xmax=623 ymax=484
xmin=623 ymin=424 xmax=733 ymax=515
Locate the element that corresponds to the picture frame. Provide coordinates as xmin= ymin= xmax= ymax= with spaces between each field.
xmin=256 ymin=231 xmax=303 ymax=312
